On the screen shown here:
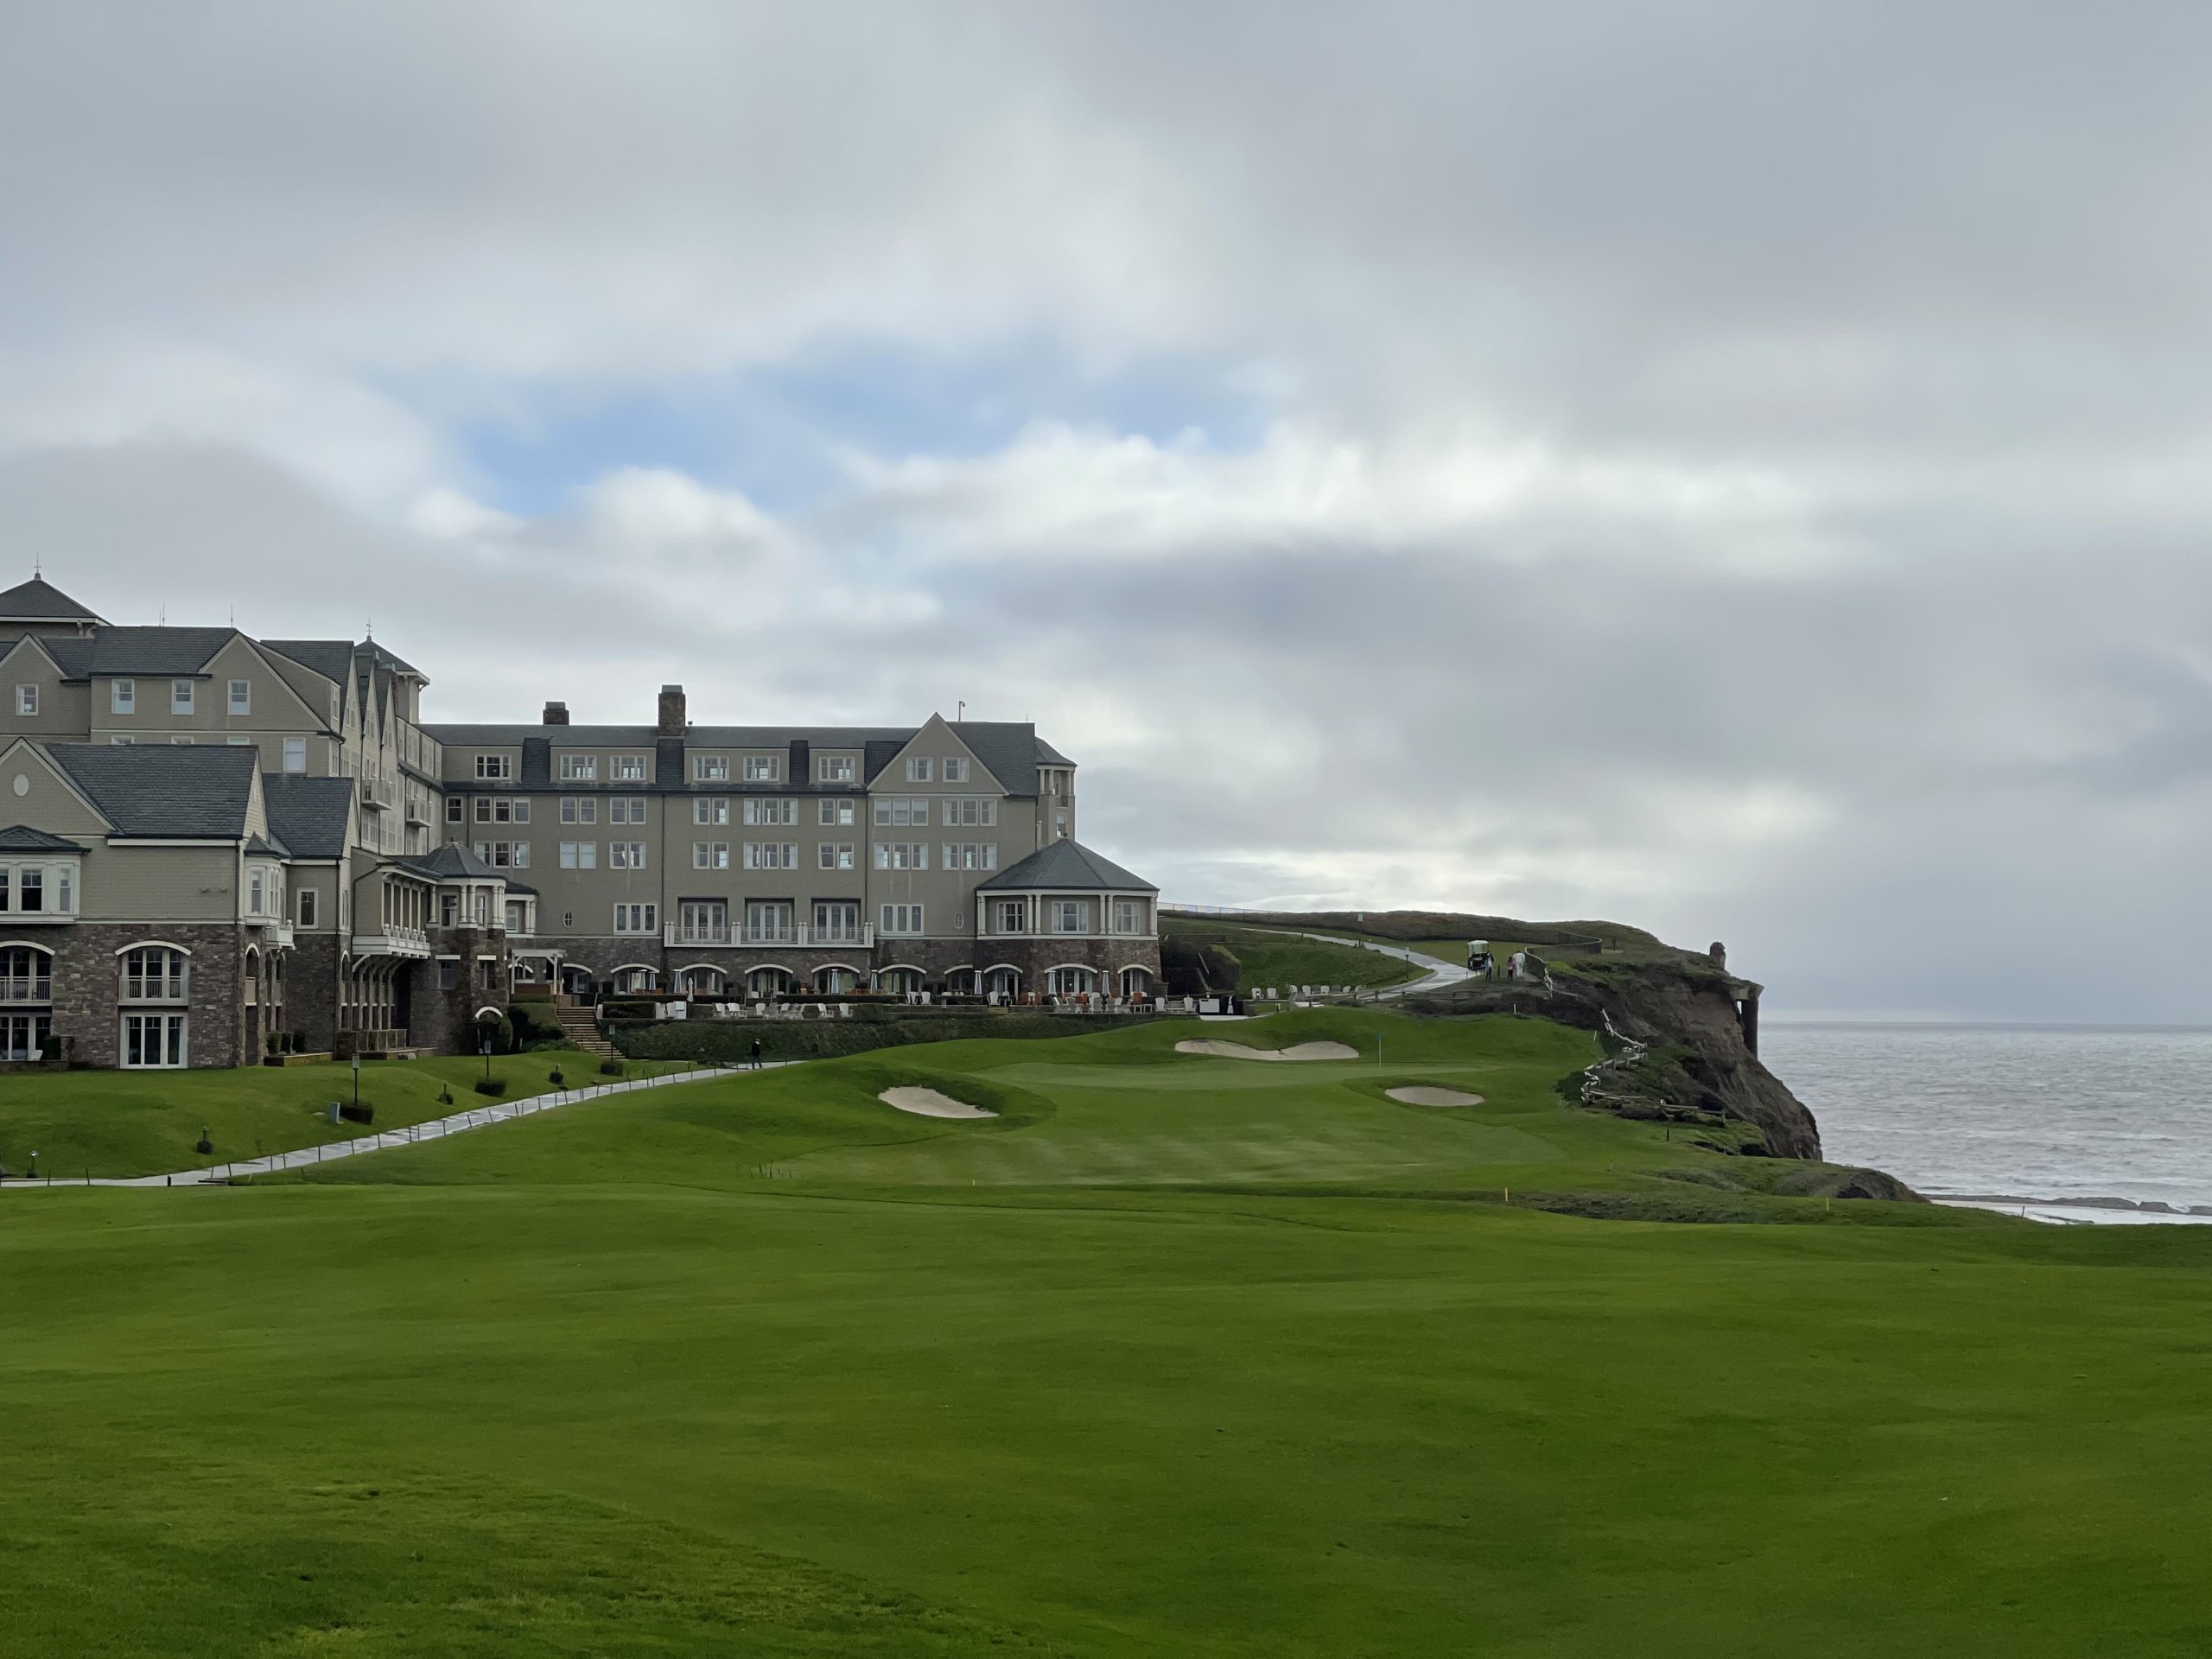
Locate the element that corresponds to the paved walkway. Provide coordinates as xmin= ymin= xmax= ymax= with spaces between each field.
xmin=1255 ymin=930 xmax=1475 ymax=1000
xmin=1 ymin=1064 xmax=781 ymax=1191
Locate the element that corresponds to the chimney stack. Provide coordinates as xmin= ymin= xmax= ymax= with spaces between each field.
xmin=658 ymin=683 xmax=687 ymax=736
xmin=542 ymin=700 xmax=569 ymax=726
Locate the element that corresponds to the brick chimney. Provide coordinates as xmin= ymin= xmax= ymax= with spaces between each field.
xmin=657 ymin=683 xmax=687 ymax=736
xmin=542 ymin=700 xmax=569 ymax=726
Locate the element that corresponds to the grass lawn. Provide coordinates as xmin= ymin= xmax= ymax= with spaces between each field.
xmin=0 ymin=1048 xmax=696 ymax=1179
xmin=4 ymin=1009 xmax=2210 ymax=1655
xmin=1160 ymin=918 xmax=1426 ymax=991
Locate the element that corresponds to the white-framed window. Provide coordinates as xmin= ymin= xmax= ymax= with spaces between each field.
xmin=817 ymin=754 xmax=855 ymax=783
xmin=0 ymin=861 xmax=74 ymax=915
xmin=694 ymin=754 xmax=730 ymax=782
xmin=122 ymin=1011 xmax=188 ymax=1068
xmin=880 ymin=903 xmax=925 ymax=936
xmin=694 ymin=842 xmax=730 ymax=869
xmin=283 ymin=737 xmax=307 ymax=773
xmin=872 ymin=798 xmax=929 ymax=827
xmin=906 ymin=756 xmax=933 ymax=782
xmin=872 ymin=842 xmax=927 ymax=870
xmin=743 ymin=842 xmax=798 ymax=869
xmin=944 ymin=757 xmax=969 ymax=783
xmin=111 ymin=679 xmax=135 ymax=715
xmin=942 ymin=843 xmax=998 ymax=871
xmin=811 ymin=899 xmax=860 ymax=939
xmin=613 ymin=902 xmax=658 ymax=933
xmin=171 ymin=679 xmax=194 ymax=714
xmin=558 ymin=753 xmax=597 ymax=781
xmin=609 ymin=841 xmax=645 ymax=869
xmin=475 ymin=753 xmax=512 ymax=780
xmin=121 ymin=946 xmax=189 ymax=1001
xmin=742 ymin=798 xmax=795 ymax=825
xmin=512 ymin=799 xmax=531 ymax=824
xmin=696 ymin=798 xmax=729 ymax=824
xmin=560 ymin=797 xmax=597 ymax=824
xmin=474 ymin=798 xmax=495 ymax=823
xmin=14 ymin=683 xmax=35 ymax=715
xmin=248 ymin=869 xmax=264 ymax=913
xmin=817 ymin=842 xmax=855 ymax=870
xmin=612 ymin=753 xmax=648 ymax=781
xmin=298 ymin=888 xmax=318 ymax=928
xmin=1052 ymin=899 xmax=1091 ymax=933
xmin=472 ymin=841 xmax=526 ymax=869
xmin=942 ymin=798 xmax=998 ymax=827
xmin=742 ymin=754 xmax=779 ymax=782
xmin=994 ymin=899 xmax=1028 ymax=933
xmin=169 ymin=736 xmax=194 ymax=746
xmin=559 ymin=842 xmax=597 ymax=869
xmin=1113 ymin=899 xmax=1143 ymax=933
xmin=818 ymin=798 xmax=855 ymax=826
xmin=1055 ymin=811 xmax=1069 ymax=839
xmin=226 ymin=736 xmax=250 ymax=747
xmin=111 ymin=736 xmax=133 ymax=746
xmin=446 ymin=795 xmax=464 ymax=823
xmin=228 ymin=679 xmax=251 ymax=715
xmin=609 ymin=797 xmax=646 ymax=824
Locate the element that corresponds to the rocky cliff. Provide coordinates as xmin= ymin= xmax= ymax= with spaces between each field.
xmin=1404 ymin=952 xmax=1825 ymax=1160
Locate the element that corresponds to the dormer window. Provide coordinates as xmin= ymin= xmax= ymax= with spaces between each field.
xmin=741 ymin=754 xmax=777 ymax=782
xmin=559 ymin=753 xmax=597 ymax=781
xmin=612 ymin=753 xmax=647 ymax=781
xmin=695 ymin=754 xmax=730 ymax=782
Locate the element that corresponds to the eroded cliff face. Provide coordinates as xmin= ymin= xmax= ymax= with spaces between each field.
xmin=1406 ymin=958 xmax=1824 ymax=1160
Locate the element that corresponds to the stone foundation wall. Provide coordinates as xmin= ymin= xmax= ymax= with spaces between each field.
xmin=416 ymin=925 xmax=512 ymax=1054
xmin=47 ymin=921 xmax=247 ymax=1069
xmin=285 ymin=934 xmax=345 ymax=1054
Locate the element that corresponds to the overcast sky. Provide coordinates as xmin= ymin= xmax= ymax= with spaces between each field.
xmin=4 ymin=3 xmax=2210 ymax=1020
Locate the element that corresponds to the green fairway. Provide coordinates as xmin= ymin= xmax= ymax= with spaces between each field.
xmin=3 ymin=1009 xmax=2209 ymax=1656
xmin=0 ymin=1048 xmax=693 ymax=1179
xmin=1160 ymin=918 xmax=1425 ymax=991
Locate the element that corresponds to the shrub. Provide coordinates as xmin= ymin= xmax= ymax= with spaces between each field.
xmin=508 ymin=1001 xmax=563 ymax=1046
xmin=1198 ymin=944 xmax=1243 ymax=992
xmin=473 ymin=1077 xmax=509 ymax=1097
xmin=338 ymin=1101 xmax=374 ymax=1125
xmin=436 ymin=1086 xmax=454 ymax=1106
xmin=547 ymin=1067 xmax=565 ymax=1087
xmin=598 ymin=1058 xmax=626 ymax=1077
xmin=601 ymin=998 xmax=659 ymax=1022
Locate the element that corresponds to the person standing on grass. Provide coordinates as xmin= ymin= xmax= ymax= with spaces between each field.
xmin=750 ymin=1037 xmax=763 ymax=1071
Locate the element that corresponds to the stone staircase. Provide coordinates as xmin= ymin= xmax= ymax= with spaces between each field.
xmin=554 ymin=1003 xmax=617 ymax=1060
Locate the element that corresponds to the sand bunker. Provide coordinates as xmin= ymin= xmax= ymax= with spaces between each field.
xmin=1385 ymin=1085 xmax=1486 ymax=1108
xmin=1174 ymin=1039 xmax=1360 ymax=1062
xmin=879 ymin=1087 xmax=997 ymax=1119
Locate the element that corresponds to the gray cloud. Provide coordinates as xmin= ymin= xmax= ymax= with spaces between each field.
xmin=3 ymin=3 xmax=2209 ymax=1018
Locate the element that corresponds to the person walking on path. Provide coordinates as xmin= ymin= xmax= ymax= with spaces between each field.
xmin=750 ymin=1037 xmax=763 ymax=1071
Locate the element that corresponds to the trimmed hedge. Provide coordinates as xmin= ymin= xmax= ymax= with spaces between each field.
xmin=612 ymin=1010 xmax=1160 ymax=1065
xmin=473 ymin=1077 xmax=509 ymax=1097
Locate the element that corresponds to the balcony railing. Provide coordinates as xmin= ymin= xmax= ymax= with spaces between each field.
xmin=663 ymin=923 xmax=874 ymax=948
xmin=354 ymin=925 xmax=431 ymax=958
xmin=0 ymin=975 xmax=52 ymax=1002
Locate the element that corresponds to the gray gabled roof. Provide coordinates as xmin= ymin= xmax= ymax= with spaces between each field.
xmin=977 ymin=838 xmax=1155 ymax=893
xmin=245 ymin=833 xmax=292 ymax=858
xmin=260 ymin=773 xmax=354 ymax=860
xmin=0 ymin=632 xmax=94 ymax=679
xmin=409 ymin=842 xmax=507 ymax=882
xmin=43 ymin=743 xmax=259 ymax=838
xmin=416 ymin=718 xmax=1070 ymax=800
xmin=0 ymin=824 xmax=86 ymax=853
xmin=0 ymin=575 xmax=104 ymax=623
xmin=261 ymin=639 xmax=355 ymax=687
xmin=86 ymin=626 xmax=238 ymax=677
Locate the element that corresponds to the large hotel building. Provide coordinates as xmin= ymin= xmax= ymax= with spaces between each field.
xmin=0 ymin=575 xmax=1159 ymax=1069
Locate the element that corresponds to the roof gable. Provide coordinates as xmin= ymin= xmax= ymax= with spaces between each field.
xmin=0 ymin=575 xmax=104 ymax=624
xmin=258 ymin=774 xmax=356 ymax=860
xmin=43 ymin=743 xmax=259 ymax=838
xmin=0 ymin=737 xmax=117 ymax=835
xmin=0 ymin=824 xmax=87 ymax=853
xmin=86 ymin=626 xmax=238 ymax=677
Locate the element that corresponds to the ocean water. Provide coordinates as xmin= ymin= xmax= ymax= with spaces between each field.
xmin=1760 ymin=1022 xmax=2212 ymax=1221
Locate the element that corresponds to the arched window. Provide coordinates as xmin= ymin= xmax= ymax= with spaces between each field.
xmin=0 ymin=944 xmax=54 ymax=1002
xmin=119 ymin=945 xmax=190 ymax=1001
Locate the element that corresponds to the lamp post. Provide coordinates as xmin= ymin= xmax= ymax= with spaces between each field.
xmin=351 ymin=1053 xmax=360 ymax=1112
xmin=481 ymin=1034 xmax=493 ymax=1081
